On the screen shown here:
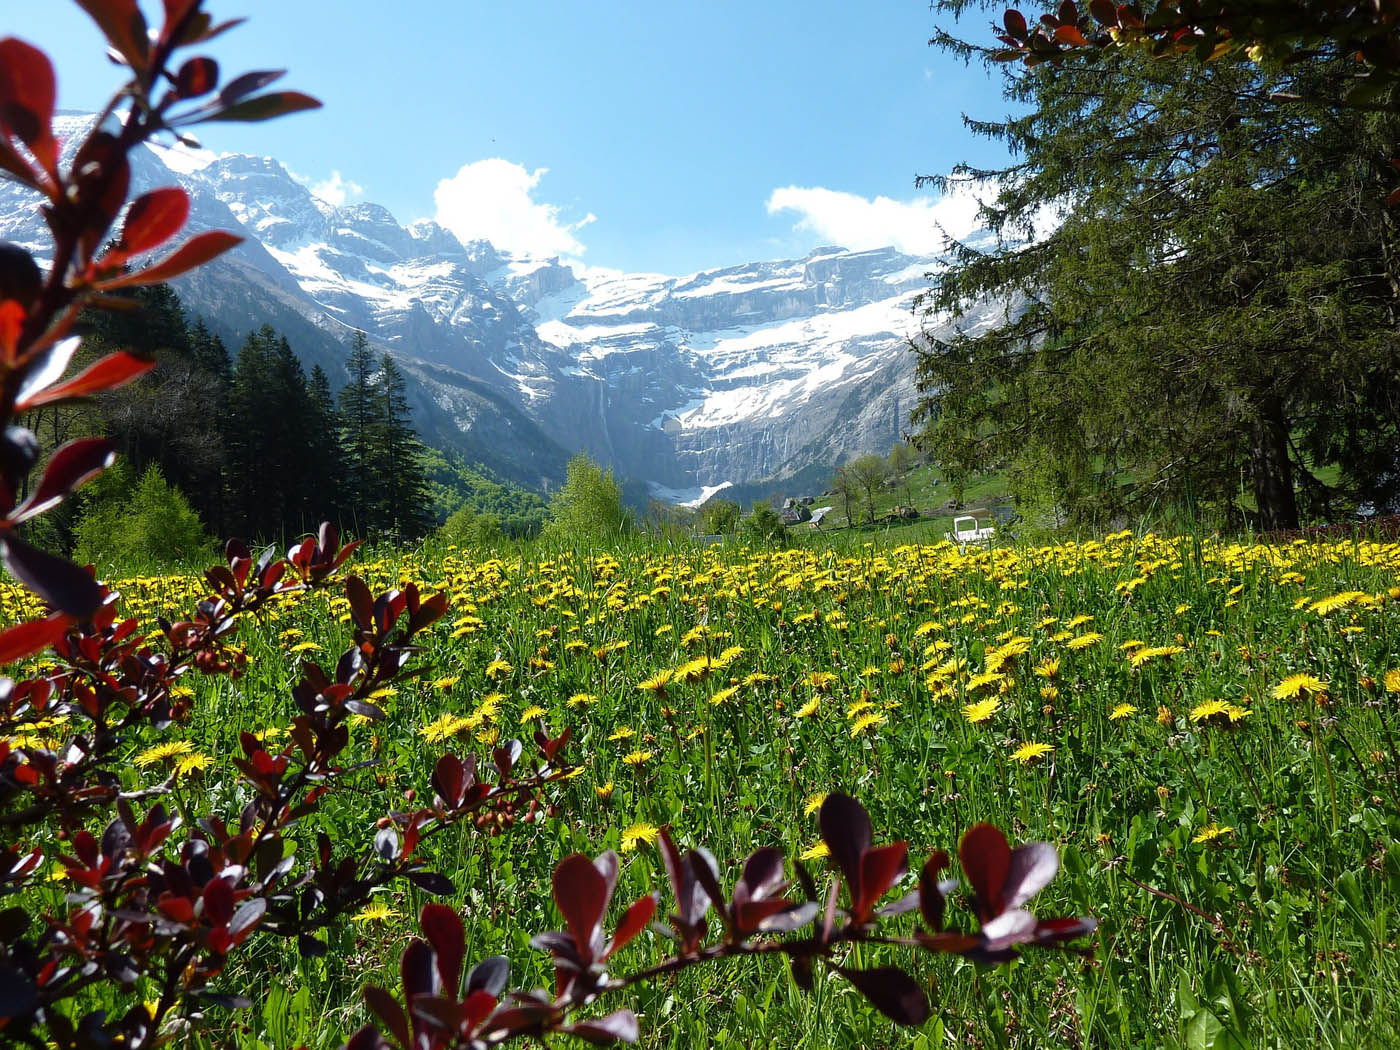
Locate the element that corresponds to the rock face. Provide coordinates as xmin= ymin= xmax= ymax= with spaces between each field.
xmin=0 ymin=116 xmax=996 ymax=497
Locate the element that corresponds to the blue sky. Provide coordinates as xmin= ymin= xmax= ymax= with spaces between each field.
xmin=17 ymin=2 xmax=1012 ymax=274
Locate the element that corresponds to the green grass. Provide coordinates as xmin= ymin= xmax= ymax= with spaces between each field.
xmin=7 ymin=529 xmax=1400 ymax=1048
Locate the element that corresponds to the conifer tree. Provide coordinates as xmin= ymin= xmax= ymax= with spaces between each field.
xmin=303 ymin=364 xmax=346 ymax=527
xmin=337 ymin=329 xmax=380 ymax=532
xmin=375 ymin=353 xmax=432 ymax=539
xmin=914 ymin=23 xmax=1400 ymax=528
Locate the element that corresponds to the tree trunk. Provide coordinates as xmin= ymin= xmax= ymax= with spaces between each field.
xmin=1249 ymin=395 xmax=1299 ymax=531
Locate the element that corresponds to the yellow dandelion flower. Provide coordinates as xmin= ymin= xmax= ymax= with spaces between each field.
xmin=1192 ymin=823 xmax=1234 ymax=845
xmin=475 ymin=727 xmax=500 ymax=746
xmin=638 ymin=669 xmax=674 ymax=694
xmin=1156 ymin=705 xmax=1173 ymax=726
xmin=1188 ymin=700 xmax=1229 ymax=723
xmin=1385 ymin=669 xmax=1400 ymax=694
xmin=963 ymin=697 xmax=1000 ymax=725
xmin=1010 ymin=741 xmax=1053 ymax=764
xmin=594 ymin=781 xmax=615 ymax=801
xmin=743 ymin=672 xmax=775 ymax=687
xmin=288 ymin=641 xmax=322 ymax=654
xmin=1066 ymin=632 xmax=1103 ymax=651
xmin=485 ymin=658 xmax=513 ymax=679
xmin=803 ymin=792 xmax=828 ymax=817
xmin=709 ymin=685 xmax=740 ymax=706
xmin=1272 ymin=673 xmax=1327 ymax=700
xmin=134 ymin=740 xmax=194 ymax=768
xmin=795 ymin=698 xmax=821 ymax=719
xmin=567 ymin=692 xmax=597 ymax=707
xmin=420 ymin=714 xmax=472 ymax=744
xmin=1109 ymin=703 xmax=1137 ymax=721
xmin=1033 ymin=657 xmax=1060 ymax=679
xmin=620 ymin=822 xmax=659 ymax=852
xmin=351 ymin=901 xmax=394 ymax=924
xmin=850 ymin=713 xmax=886 ymax=737
xmin=520 ymin=705 xmax=547 ymax=723
xmin=622 ymin=750 xmax=653 ymax=766
xmin=174 ymin=753 xmax=211 ymax=777
xmin=799 ymin=841 xmax=830 ymax=862
xmin=1310 ymin=590 xmax=1369 ymax=616
xmin=432 ymin=675 xmax=460 ymax=690
xmin=1129 ymin=645 xmax=1184 ymax=669
xmin=608 ymin=727 xmax=635 ymax=742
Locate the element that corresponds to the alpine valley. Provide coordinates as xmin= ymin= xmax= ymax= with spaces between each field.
xmin=0 ymin=116 xmax=1002 ymax=503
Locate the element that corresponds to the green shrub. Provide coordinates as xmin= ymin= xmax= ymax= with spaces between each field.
xmin=545 ymin=452 xmax=631 ymax=543
xmin=73 ymin=462 xmax=212 ymax=570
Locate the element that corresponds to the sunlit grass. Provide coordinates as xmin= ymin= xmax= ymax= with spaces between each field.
xmin=5 ymin=528 xmax=1400 ymax=1048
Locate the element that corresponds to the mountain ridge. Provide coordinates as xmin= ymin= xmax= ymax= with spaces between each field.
xmin=0 ymin=117 xmax=1003 ymax=501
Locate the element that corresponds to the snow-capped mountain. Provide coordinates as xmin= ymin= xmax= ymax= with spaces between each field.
xmin=1 ymin=116 xmax=1000 ymax=498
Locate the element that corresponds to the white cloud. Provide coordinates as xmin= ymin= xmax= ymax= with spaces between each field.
xmin=766 ymin=183 xmax=990 ymax=256
xmin=433 ymin=159 xmax=594 ymax=259
xmin=308 ymin=170 xmax=364 ymax=207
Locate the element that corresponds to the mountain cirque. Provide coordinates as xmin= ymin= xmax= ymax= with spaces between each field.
xmin=1 ymin=117 xmax=1002 ymax=498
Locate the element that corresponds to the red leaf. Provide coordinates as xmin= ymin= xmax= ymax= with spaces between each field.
xmin=919 ymin=850 xmax=951 ymax=931
xmin=1003 ymin=9 xmax=1029 ymax=39
xmin=431 ymin=753 xmax=465 ymax=807
xmin=174 ymin=57 xmax=219 ymax=98
xmin=346 ymin=575 xmax=373 ymax=629
xmin=733 ymin=846 xmax=786 ymax=906
xmin=603 ymin=893 xmax=657 ymax=960
xmin=0 ymin=534 xmax=102 ymax=616
xmin=855 ymin=841 xmax=908 ymax=919
xmin=200 ymin=876 xmax=234 ymax=926
xmin=1054 ymin=24 xmax=1090 ymax=45
xmin=959 ymin=824 xmax=1011 ymax=921
xmin=73 ymin=0 xmax=150 ymax=72
xmin=833 ymin=965 xmax=930 ymax=1025
xmin=96 ymin=230 xmax=242 ymax=289
xmin=0 ymin=38 xmax=58 ymax=173
xmin=460 ymin=989 xmax=497 ymax=1032
xmin=207 ymin=91 xmax=322 ymax=124
xmin=1088 ymin=0 xmax=1117 ymax=24
xmin=219 ymin=70 xmax=286 ymax=102
xmin=8 ymin=437 xmax=114 ymax=524
xmin=818 ymin=792 xmax=871 ymax=892
xmin=0 ymin=614 xmax=70 ymax=664
xmin=119 ymin=187 xmax=190 ymax=256
xmin=552 ymin=853 xmax=609 ymax=962
xmin=1003 ymin=841 xmax=1059 ymax=910
xmin=363 ymin=985 xmax=410 ymax=1050
xmin=16 ymin=351 xmax=154 ymax=410
xmin=565 ymin=1009 xmax=640 ymax=1045
xmin=419 ymin=902 xmax=464 ymax=994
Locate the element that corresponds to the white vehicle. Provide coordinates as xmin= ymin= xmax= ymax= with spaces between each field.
xmin=946 ymin=515 xmax=995 ymax=547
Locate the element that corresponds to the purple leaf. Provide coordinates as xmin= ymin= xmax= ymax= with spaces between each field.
xmin=834 ymin=965 xmax=930 ymax=1025
xmin=566 ymin=1009 xmax=640 ymax=1045
xmin=1003 ymin=842 xmax=1058 ymax=910
xmin=818 ymin=792 xmax=871 ymax=892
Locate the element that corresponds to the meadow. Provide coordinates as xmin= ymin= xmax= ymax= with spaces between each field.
xmin=5 ymin=528 xmax=1400 ymax=1049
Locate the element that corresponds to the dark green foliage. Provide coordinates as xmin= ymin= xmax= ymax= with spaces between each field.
xmin=742 ymin=500 xmax=788 ymax=545
xmin=698 ymin=498 xmax=742 ymax=535
xmin=423 ymin=448 xmax=549 ymax=538
xmin=914 ymin=26 xmax=1400 ymax=529
xmin=338 ymin=329 xmax=379 ymax=527
xmin=374 ymin=353 xmax=433 ymax=541
xmin=440 ymin=503 xmax=503 ymax=549
xmin=331 ymin=333 xmax=433 ymax=540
